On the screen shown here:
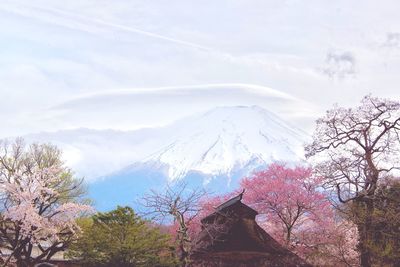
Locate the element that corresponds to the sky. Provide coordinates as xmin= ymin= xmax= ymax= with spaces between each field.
xmin=1 ymin=0 xmax=400 ymax=138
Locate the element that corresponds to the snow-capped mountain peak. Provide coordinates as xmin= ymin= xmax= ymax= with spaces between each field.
xmin=24 ymin=105 xmax=309 ymax=183
xmin=23 ymin=105 xmax=310 ymax=210
xmin=141 ymin=105 xmax=309 ymax=180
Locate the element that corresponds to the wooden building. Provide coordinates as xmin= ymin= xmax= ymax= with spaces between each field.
xmin=188 ymin=192 xmax=313 ymax=267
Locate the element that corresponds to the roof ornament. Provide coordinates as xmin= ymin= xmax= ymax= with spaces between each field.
xmin=238 ymin=189 xmax=245 ymax=200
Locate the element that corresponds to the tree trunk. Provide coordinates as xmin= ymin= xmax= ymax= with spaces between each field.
xmin=174 ymin=211 xmax=190 ymax=267
xmin=358 ymin=223 xmax=371 ymax=267
xmin=16 ymin=259 xmax=28 ymax=267
xmin=285 ymin=227 xmax=292 ymax=247
xmin=355 ymin=199 xmax=373 ymax=267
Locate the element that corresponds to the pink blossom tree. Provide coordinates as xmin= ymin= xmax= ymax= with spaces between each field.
xmin=292 ymin=218 xmax=359 ymax=266
xmin=0 ymin=139 xmax=93 ymax=267
xmin=184 ymin=163 xmax=359 ymax=265
xmin=239 ymin=163 xmax=361 ymax=265
xmin=241 ymin=163 xmax=333 ymax=247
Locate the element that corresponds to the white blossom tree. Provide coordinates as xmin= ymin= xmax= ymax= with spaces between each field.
xmin=306 ymin=95 xmax=400 ymax=267
xmin=0 ymin=139 xmax=93 ymax=267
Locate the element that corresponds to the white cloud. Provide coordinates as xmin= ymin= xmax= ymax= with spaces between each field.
xmin=384 ymin=32 xmax=400 ymax=48
xmin=1 ymin=0 xmax=400 ymax=139
xmin=321 ymin=50 xmax=356 ymax=79
xmin=34 ymin=84 xmax=317 ymax=133
xmin=0 ymin=1 xmax=212 ymax=51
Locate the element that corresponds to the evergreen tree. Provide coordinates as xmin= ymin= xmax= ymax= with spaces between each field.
xmin=68 ymin=206 xmax=178 ymax=267
xmin=364 ymin=181 xmax=400 ymax=266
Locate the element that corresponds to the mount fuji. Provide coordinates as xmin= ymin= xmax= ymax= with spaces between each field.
xmin=24 ymin=106 xmax=309 ymax=210
xmin=137 ymin=105 xmax=308 ymax=179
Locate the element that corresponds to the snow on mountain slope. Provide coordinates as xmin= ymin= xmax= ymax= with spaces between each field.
xmin=23 ymin=105 xmax=309 ymax=183
xmin=140 ymin=105 xmax=309 ymax=180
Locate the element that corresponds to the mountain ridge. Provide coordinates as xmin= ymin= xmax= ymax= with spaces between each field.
xmin=24 ymin=105 xmax=309 ymax=181
xmin=135 ymin=105 xmax=309 ymax=180
xmin=23 ymin=105 xmax=310 ymax=209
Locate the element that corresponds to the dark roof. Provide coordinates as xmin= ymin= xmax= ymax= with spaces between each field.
xmin=201 ymin=190 xmax=258 ymax=224
xmin=189 ymin=190 xmax=313 ymax=267
xmin=214 ymin=191 xmax=244 ymax=212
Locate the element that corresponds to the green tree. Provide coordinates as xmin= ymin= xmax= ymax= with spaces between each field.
xmin=361 ymin=180 xmax=400 ymax=266
xmin=68 ymin=206 xmax=178 ymax=267
xmin=340 ymin=180 xmax=400 ymax=267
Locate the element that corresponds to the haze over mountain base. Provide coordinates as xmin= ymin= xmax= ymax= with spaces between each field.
xmin=25 ymin=105 xmax=309 ymax=210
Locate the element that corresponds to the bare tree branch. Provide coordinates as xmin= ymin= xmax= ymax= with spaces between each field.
xmin=140 ymin=181 xmax=206 ymax=266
